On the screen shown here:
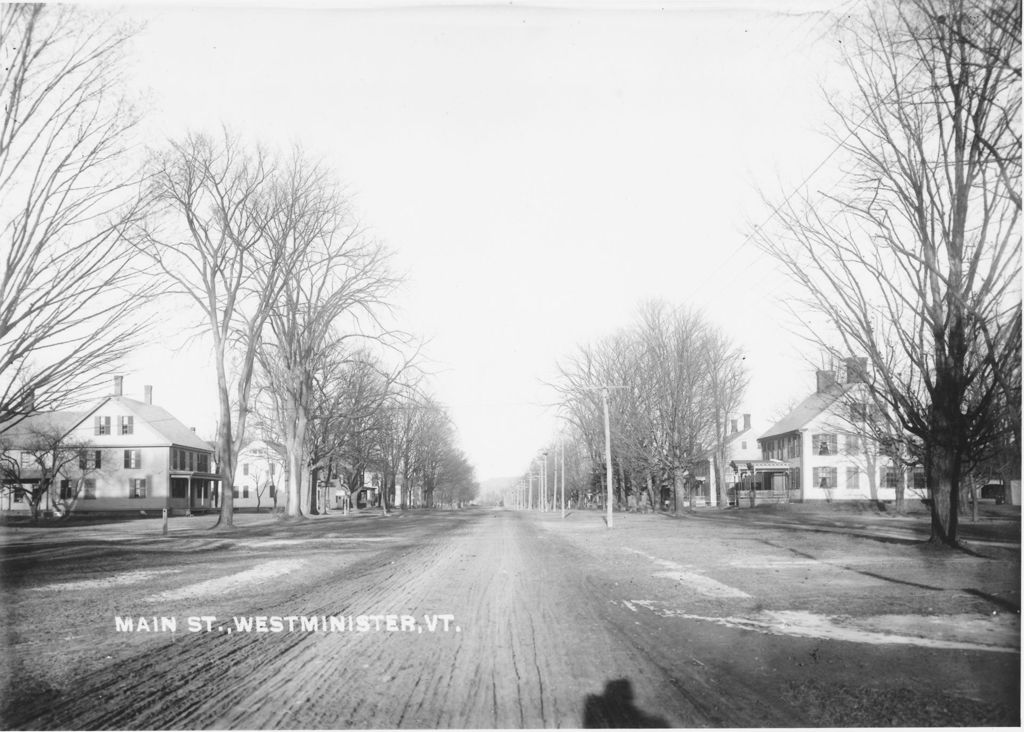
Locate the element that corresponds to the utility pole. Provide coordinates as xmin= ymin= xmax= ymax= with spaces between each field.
xmin=560 ymin=438 xmax=566 ymax=520
xmin=602 ymin=387 xmax=614 ymax=528
xmin=542 ymin=450 xmax=549 ymax=512
xmin=573 ymin=384 xmax=623 ymax=528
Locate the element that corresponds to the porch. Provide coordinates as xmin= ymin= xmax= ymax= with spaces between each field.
xmin=169 ymin=473 xmax=222 ymax=513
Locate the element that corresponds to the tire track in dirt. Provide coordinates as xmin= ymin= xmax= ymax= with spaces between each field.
xmin=8 ymin=521 xmax=459 ymax=730
xmin=11 ymin=510 xmax=806 ymax=729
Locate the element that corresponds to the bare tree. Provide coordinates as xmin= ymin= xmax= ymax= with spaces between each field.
xmin=0 ymin=5 xmax=150 ymax=426
xmin=410 ymin=401 xmax=458 ymax=509
xmin=256 ymin=151 xmax=399 ymax=519
xmin=140 ymin=132 xmax=292 ymax=529
xmin=0 ymin=423 xmax=94 ymax=522
xmin=755 ymin=0 xmax=1020 ymax=546
xmin=552 ymin=301 xmax=748 ymax=513
xmin=702 ymin=329 xmax=749 ymax=508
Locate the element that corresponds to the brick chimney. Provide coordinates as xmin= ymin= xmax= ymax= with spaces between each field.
xmin=743 ymin=413 xmax=751 ymax=431
xmin=144 ymin=385 xmax=153 ymax=404
xmin=816 ymin=369 xmax=836 ymax=394
xmin=845 ymin=357 xmax=868 ymax=384
xmin=113 ymin=375 xmax=123 ymax=397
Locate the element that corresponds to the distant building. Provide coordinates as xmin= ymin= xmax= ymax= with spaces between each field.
xmin=757 ymin=358 xmax=925 ymax=503
xmin=231 ymin=440 xmax=284 ymax=511
xmin=0 ymin=377 xmax=218 ymax=515
xmin=692 ymin=413 xmax=765 ymax=506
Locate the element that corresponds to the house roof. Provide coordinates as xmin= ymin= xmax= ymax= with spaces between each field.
xmin=725 ymin=426 xmax=756 ymax=445
xmin=759 ymin=384 xmax=851 ymax=440
xmin=743 ymin=459 xmax=792 ymax=472
xmin=0 ymin=397 xmax=212 ymax=452
xmin=0 ymin=411 xmax=89 ymax=443
xmin=104 ymin=396 xmax=213 ymax=451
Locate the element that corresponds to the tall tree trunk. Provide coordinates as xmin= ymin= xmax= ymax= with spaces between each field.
xmin=645 ymin=471 xmax=657 ymax=513
xmin=381 ymin=472 xmax=391 ymax=516
xmin=214 ymin=342 xmax=235 ymax=528
xmin=927 ymin=444 xmax=960 ymax=546
xmin=928 ymin=361 xmax=963 ymax=545
xmin=309 ymin=465 xmax=320 ymax=515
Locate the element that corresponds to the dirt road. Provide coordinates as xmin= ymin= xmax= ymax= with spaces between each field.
xmin=1 ymin=508 xmax=1019 ymax=728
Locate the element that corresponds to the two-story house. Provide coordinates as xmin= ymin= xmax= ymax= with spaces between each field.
xmin=231 ymin=439 xmax=284 ymax=511
xmin=758 ymin=358 xmax=914 ymax=503
xmin=0 ymin=376 xmax=218 ymax=515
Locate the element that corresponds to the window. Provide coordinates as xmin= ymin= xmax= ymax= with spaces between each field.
xmin=243 ymin=486 xmax=250 ymax=499
xmin=83 ymin=480 xmax=96 ymax=499
xmin=79 ymin=450 xmax=101 ymax=470
xmin=880 ymin=467 xmax=900 ymax=489
xmin=846 ymin=434 xmax=861 ymax=455
xmin=124 ymin=450 xmax=141 ymax=469
xmin=20 ymin=452 xmax=34 ymax=468
xmin=118 ymin=416 xmax=134 ymax=435
xmin=13 ymin=491 xmax=22 ymax=502
xmin=197 ymin=453 xmax=209 ymax=473
xmin=59 ymin=480 xmax=74 ymax=499
xmin=130 ymin=479 xmax=147 ymax=498
xmin=232 ymin=486 xmax=239 ymax=499
xmin=813 ymin=466 xmax=837 ymax=490
xmin=243 ymin=462 xmax=249 ymax=476
xmin=741 ymin=441 xmax=748 ymax=450
xmin=813 ymin=433 xmax=837 ymax=455
xmin=845 ymin=467 xmax=860 ymax=490
xmin=187 ymin=452 xmax=194 ymax=471
xmin=94 ymin=416 xmax=111 ymax=435
xmin=790 ymin=468 xmax=801 ymax=491
xmin=269 ymin=485 xmax=276 ymax=498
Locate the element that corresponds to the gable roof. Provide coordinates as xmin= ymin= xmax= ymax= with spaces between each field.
xmin=725 ymin=426 xmax=756 ymax=446
xmin=759 ymin=384 xmax=851 ymax=440
xmin=100 ymin=396 xmax=213 ymax=451
xmin=1 ymin=398 xmax=212 ymax=452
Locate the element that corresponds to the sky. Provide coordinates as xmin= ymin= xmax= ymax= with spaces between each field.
xmin=114 ymin=0 xmax=855 ymax=482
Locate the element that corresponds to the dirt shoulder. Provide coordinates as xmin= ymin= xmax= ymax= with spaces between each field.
xmin=533 ymin=507 xmax=1020 ymax=726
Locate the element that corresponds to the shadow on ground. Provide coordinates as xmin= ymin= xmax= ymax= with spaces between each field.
xmin=583 ymin=678 xmax=669 ymax=728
